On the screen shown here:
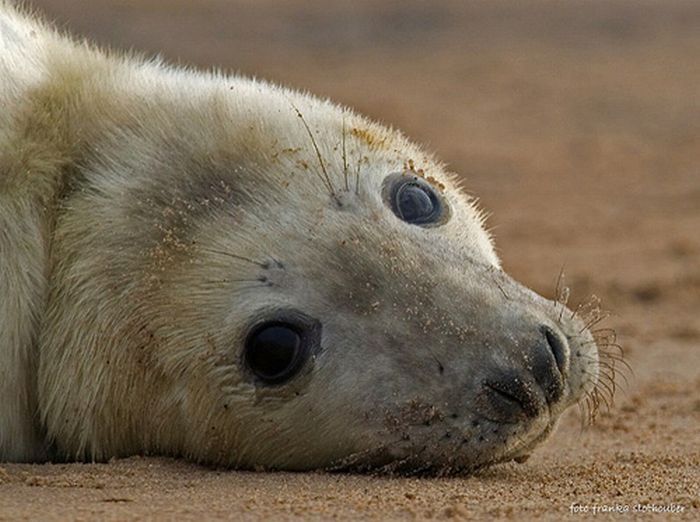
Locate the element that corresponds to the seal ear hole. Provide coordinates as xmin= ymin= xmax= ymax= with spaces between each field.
xmin=383 ymin=172 xmax=449 ymax=227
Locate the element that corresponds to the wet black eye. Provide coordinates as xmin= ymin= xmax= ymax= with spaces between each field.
xmin=245 ymin=323 xmax=305 ymax=384
xmin=396 ymin=183 xmax=435 ymax=223
xmin=243 ymin=313 xmax=321 ymax=385
xmin=385 ymin=174 xmax=447 ymax=226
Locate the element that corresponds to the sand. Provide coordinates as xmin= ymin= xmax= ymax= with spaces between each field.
xmin=1 ymin=1 xmax=698 ymax=519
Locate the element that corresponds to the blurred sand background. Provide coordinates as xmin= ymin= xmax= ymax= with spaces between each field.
xmin=0 ymin=0 xmax=698 ymax=519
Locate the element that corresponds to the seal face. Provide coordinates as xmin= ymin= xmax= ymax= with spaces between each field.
xmin=0 ymin=3 xmax=606 ymax=473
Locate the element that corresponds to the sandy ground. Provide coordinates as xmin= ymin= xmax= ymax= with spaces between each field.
xmin=1 ymin=0 xmax=699 ymax=519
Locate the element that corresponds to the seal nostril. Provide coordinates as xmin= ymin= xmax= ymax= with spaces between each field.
xmin=531 ymin=325 xmax=568 ymax=405
xmin=542 ymin=326 xmax=567 ymax=375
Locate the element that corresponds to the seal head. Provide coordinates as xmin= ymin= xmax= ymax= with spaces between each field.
xmin=21 ymin=52 xmax=601 ymax=472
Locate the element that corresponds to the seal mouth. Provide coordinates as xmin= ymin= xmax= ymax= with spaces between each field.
xmin=480 ymin=377 xmax=543 ymax=423
xmin=323 ymin=398 xmax=561 ymax=477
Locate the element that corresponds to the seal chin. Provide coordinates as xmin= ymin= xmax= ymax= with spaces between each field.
xmin=492 ymin=415 xmax=560 ymax=466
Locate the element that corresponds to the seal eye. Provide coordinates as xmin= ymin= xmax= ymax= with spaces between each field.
xmin=396 ymin=182 xmax=436 ymax=223
xmin=384 ymin=174 xmax=447 ymax=226
xmin=245 ymin=323 xmax=305 ymax=384
xmin=244 ymin=312 xmax=324 ymax=386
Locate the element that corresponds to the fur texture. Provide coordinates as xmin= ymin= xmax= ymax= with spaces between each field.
xmin=1 ymin=3 xmax=598 ymax=471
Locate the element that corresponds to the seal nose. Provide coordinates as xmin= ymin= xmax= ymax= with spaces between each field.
xmin=478 ymin=326 xmax=569 ymax=423
xmin=532 ymin=325 xmax=568 ymax=405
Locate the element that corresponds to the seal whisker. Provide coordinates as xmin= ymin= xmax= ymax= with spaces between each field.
xmin=576 ymin=399 xmax=589 ymax=431
xmin=557 ymin=287 xmax=571 ymax=322
xmin=574 ymin=294 xmax=603 ymax=325
xmin=341 ymin=110 xmax=349 ymax=192
xmin=578 ymin=402 xmax=588 ymax=431
xmin=494 ymin=279 xmax=510 ymax=301
xmin=203 ymin=278 xmax=269 ymax=284
xmin=579 ymin=394 xmax=591 ymax=426
xmin=587 ymin=355 xmax=619 ymax=383
xmin=354 ymin=150 xmax=364 ymax=196
xmin=552 ymin=266 xmax=566 ymax=307
xmin=198 ymin=248 xmax=268 ymax=268
xmin=584 ymin=388 xmax=601 ymax=423
xmin=579 ymin=334 xmax=623 ymax=356
xmin=584 ymin=394 xmax=596 ymax=425
xmin=594 ymin=386 xmax=613 ymax=414
xmin=597 ymin=343 xmax=628 ymax=362
xmin=569 ymin=300 xmax=585 ymax=320
xmin=585 ymin=372 xmax=615 ymax=414
xmin=591 ymin=327 xmax=618 ymax=338
xmin=579 ymin=311 xmax=611 ymax=333
xmin=598 ymin=341 xmax=625 ymax=358
xmin=559 ymin=289 xmax=570 ymax=314
xmin=602 ymin=357 xmax=633 ymax=379
xmin=598 ymin=360 xmax=629 ymax=386
xmin=577 ymin=364 xmax=617 ymax=422
xmin=593 ymin=374 xmax=617 ymax=406
xmin=289 ymin=101 xmax=339 ymax=204
xmin=579 ymin=353 xmax=629 ymax=388
xmin=597 ymin=347 xmax=633 ymax=375
xmin=590 ymin=357 xmax=634 ymax=387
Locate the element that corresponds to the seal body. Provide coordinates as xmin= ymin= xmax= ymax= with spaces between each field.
xmin=0 ymin=3 xmax=600 ymax=471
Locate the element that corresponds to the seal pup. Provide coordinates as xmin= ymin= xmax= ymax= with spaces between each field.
xmin=0 ymin=3 xmax=616 ymax=472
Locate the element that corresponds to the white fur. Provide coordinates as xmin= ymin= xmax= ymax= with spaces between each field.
xmin=2 ymin=3 xmax=596 ymax=472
